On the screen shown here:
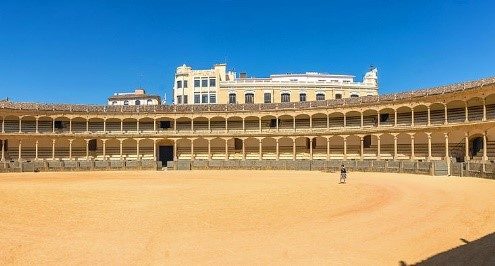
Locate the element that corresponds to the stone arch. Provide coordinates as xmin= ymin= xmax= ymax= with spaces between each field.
xmin=311 ymin=113 xmax=328 ymax=129
xmin=244 ymin=116 xmax=259 ymax=131
xmin=328 ymin=135 xmax=345 ymax=160
xmin=446 ymin=100 xmax=466 ymax=123
xmin=227 ymin=116 xmax=243 ymax=131
xmin=278 ymin=114 xmax=294 ymax=130
xmin=328 ymin=112 xmax=344 ymax=129
xmin=396 ymin=106 xmax=412 ymax=126
xmin=20 ymin=115 xmax=37 ymax=133
xmin=485 ymin=93 xmax=495 ymax=120
xmin=413 ymin=104 xmax=429 ymax=126
xmin=345 ymin=135 xmax=361 ymax=160
xmin=345 ymin=111 xmax=361 ymax=128
xmin=429 ymin=103 xmax=445 ymax=125
xmin=193 ymin=116 xmax=209 ymax=132
xmin=261 ymin=137 xmax=277 ymax=160
xmin=210 ymin=116 xmax=226 ymax=132
xmin=294 ymin=114 xmax=310 ymax=130
xmin=378 ymin=108 xmax=395 ymax=127
xmin=466 ymin=97 xmax=484 ymax=122
xmin=362 ymin=109 xmax=378 ymax=128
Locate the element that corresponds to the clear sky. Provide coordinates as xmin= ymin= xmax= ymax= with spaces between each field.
xmin=1 ymin=0 xmax=494 ymax=104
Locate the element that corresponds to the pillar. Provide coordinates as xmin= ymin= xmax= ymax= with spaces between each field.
xmin=394 ymin=110 xmax=397 ymax=127
xmin=259 ymin=117 xmax=262 ymax=132
xmin=444 ymin=133 xmax=449 ymax=160
xmin=18 ymin=139 xmax=22 ymax=161
xmin=483 ymin=131 xmax=488 ymax=161
xmin=276 ymin=117 xmax=279 ymax=132
xmin=242 ymin=118 xmax=245 ymax=132
xmin=173 ymin=139 xmax=177 ymax=161
xmin=411 ymin=109 xmax=415 ymax=127
xmin=1 ymin=116 xmax=4 ymax=133
xmin=309 ymin=116 xmax=313 ymax=130
xmin=153 ymin=119 xmax=157 ymax=132
xmin=444 ymin=104 xmax=448 ymax=124
xmin=377 ymin=135 xmax=381 ymax=160
xmin=69 ymin=119 xmax=72 ymax=133
xmin=51 ymin=139 xmax=56 ymax=160
xmin=427 ymin=133 xmax=432 ymax=161
xmin=483 ymin=99 xmax=487 ymax=121
xmin=153 ymin=139 xmax=157 ymax=160
xmin=136 ymin=139 xmax=141 ymax=159
xmin=242 ymin=139 xmax=246 ymax=161
xmin=189 ymin=139 xmax=194 ymax=161
xmin=173 ymin=119 xmax=177 ymax=132
xmin=137 ymin=120 xmax=140 ymax=133
xmin=258 ymin=139 xmax=262 ymax=160
xmin=464 ymin=102 xmax=468 ymax=123
xmin=225 ymin=139 xmax=229 ymax=160
xmin=35 ymin=117 xmax=39 ymax=133
xmin=103 ymin=119 xmax=107 ymax=133
xmin=52 ymin=118 xmax=55 ymax=133
xmin=85 ymin=139 xmax=90 ymax=160
xmin=102 ymin=139 xmax=107 ymax=159
xmin=225 ymin=118 xmax=228 ymax=133
xmin=393 ymin=135 xmax=398 ymax=160
xmin=464 ymin=133 xmax=470 ymax=162
xmin=120 ymin=120 xmax=123 ymax=133
xmin=360 ymin=113 xmax=364 ymax=128
xmin=427 ymin=106 xmax=431 ymax=126
xmin=119 ymin=139 xmax=123 ymax=159
xmin=190 ymin=119 xmax=194 ymax=132
xmin=343 ymin=137 xmax=347 ymax=160
xmin=207 ymin=139 xmax=212 ymax=160
xmin=208 ymin=118 xmax=211 ymax=132
xmin=292 ymin=138 xmax=296 ymax=161
xmin=69 ymin=139 xmax=73 ymax=160
xmin=410 ymin=135 xmax=415 ymax=160
xmin=86 ymin=119 xmax=89 ymax=132
xmin=377 ymin=112 xmax=380 ymax=127
xmin=276 ymin=139 xmax=280 ymax=161
xmin=309 ymin=138 xmax=313 ymax=160
xmin=326 ymin=115 xmax=330 ymax=130
xmin=326 ymin=137 xmax=330 ymax=161
xmin=293 ymin=117 xmax=296 ymax=132
xmin=344 ymin=113 xmax=347 ymax=128
xmin=360 ymin=136 xmax=364 ymax=160
xmin=1 ymin=139 xmax=5 ymax=162
xmin=35 ymin=140 xmax=38 ymax=160
xmin=18 ymin=117 xmax=22 ymax=133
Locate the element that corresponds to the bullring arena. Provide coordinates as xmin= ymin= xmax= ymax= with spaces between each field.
xmin=1 ymin=78 xmax=495 ymax=264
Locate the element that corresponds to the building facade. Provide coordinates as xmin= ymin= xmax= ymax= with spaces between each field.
xmin=1 ymin=77 xmax=494 ymax=175
xmin=173 ymin=64 xmax=378 ymax=105
xmin=108 ymin=89 xmax=161 ymax=106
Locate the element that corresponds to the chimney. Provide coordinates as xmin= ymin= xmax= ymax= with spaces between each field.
xmin=239 ymin=72 xmax=247 ymax=79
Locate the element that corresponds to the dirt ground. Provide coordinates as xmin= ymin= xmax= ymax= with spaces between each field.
xmin=0 ymin=170 xmax=494 ymax=265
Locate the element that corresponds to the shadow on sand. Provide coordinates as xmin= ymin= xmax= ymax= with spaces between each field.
xmin=399 ymin=232 xmax=495 ymax=266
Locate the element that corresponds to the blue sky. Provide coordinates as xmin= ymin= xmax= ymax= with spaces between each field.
xmin=1 ymin=0 xmax=494 ymax=104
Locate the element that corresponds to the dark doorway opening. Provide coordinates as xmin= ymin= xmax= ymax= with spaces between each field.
xmin=471 ymin=137 xmax=483 ymax=157
xmin=159 ymin=146 xmax=173 ymax=165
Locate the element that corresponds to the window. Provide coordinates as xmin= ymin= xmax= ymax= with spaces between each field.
xmin=135 ymin=100 xmax=141 ymax=105
xmin=160 ymin=121 xmax=171 ymax=129
xmin=183 ymin=80 xmax=188 ymax=88
xmin=350 ymin=94 xmax=359 ymax=98
xmin=54 ymin=121 xmax=64 ymax=129
xmin=335 ymin=94 xmax=342 ymax=99
xmin=245 ymin=93 xmax=254 ymax=104
xmin=201 ymin=79 xmax=208 ymax=87
xmin=316 ymin=93 xmax=325 ymax=101
xmin=209 ymin=94 xmax=216 ymax=104
xmin=201 ymin=94 xmax=208 ymax=103
xmin=209 ymin=78 xmax=216 ymax=87
xmin=299 ymin=93 xmax=306 ymax=102
xmin=124 ymin=100 xmax=129 ymax=105
xmin=264 ymin=92 xmax=271 ymax=103
xmin=88 ymin=139 xmax=97 ymax=151
xmin=229 ymin=93 xmax=236 ymax=104
xmin=183 ymin=95 xmax=188 ymax=104
xmin=147 ymin=99 xmax=153 ymax=105
xmin=281 ymin=93 xmax=290 ymax=103
xmin=177 ymin=96 xmax=182 ymax=104
xmin=194 ymin=93 xmax=200 ymax=104
xmin=194 ymin=79 xmax=200 ymax=88
xmin=176 ymin=80 xmax=182 ymax=88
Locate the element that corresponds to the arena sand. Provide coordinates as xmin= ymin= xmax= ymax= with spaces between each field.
xmin=0 ymin=170 xmax=494 ymax=265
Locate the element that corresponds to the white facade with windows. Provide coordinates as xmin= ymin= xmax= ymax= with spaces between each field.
xmin=108 ymin=89 xmax=161 ymax=106
xmin=173 ymin=63 xmax=378 ymax=105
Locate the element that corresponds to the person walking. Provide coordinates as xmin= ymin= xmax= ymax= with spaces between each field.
xmin=340 ymin=164 xmax=347 ymax=184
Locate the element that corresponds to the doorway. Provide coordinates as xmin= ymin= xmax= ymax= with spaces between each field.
xmin=159 ymin=146 xmax=173 ymax=165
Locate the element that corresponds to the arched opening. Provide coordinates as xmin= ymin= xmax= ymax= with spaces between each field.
xmin=379 ymin=133 xmax=394 ymax=160
xmin=312 ymin=113 xmax=327 ymax=129
xmin=227 ymin=116 xmax=243 ymax=131
xmin=244 ymin=137 xmax=259 ymax=160
xmin=345 ymin=135 xmax=361 ymax=160
xmin=278 ymin=137 xmax=293 ymax=160
xmin=313 ymin=136 xmax=327 ymax=160
xmin=363 ymin=135 xmax=378 ymax=159
xmin=467 ymin=97 xmax=484 ymax=122
xmin=260 ymin=115 xmax=277 ymax=132
xmin=413 ymin=105 xmax=429 ymax=126
xmin=362 ymin=109 xmax=378 ymax=128
xmin=193 ymin=117 xmax=209 ymax=132
xmin=244 ymin=116 xmax=259 ymax=131
xmin=262 ymin=137 xmax=277 ymax=160
xmin=156 ymin=116 xmax=174 ymax=132
xmin=278 ymin=115 xmax=294 ymax=131
xmin=106 ymin=118 xmax=121 ymax=133
xmin=176 ymin=138 xmax=192 ymax=160
xmin=71 ymin=117 xmax=86 ymax=133
xmin=429 ymin=103 xmax=446 ymax=125
xmin=3 ymin=115 xmax=19 ymax=133
xmin=139 ymin=139 xmax=154 ymax=160
xmin=88 ymin=118 xmax=104 ymax=133
xmin=328 ymin=135 xmax=345 ymax=160
xmin=345 ymin=111 xmax=361 ymax=128
xmin=486 ymin=94 xmax=495 ymax=120
xmin=139 ymin=118 xmax=155 ymax=132
xmin=294 ymin=114 xmax=310 ymax=130
xmin=446 ymin=100 xmax=465 ymax=123
xmin=414 ymin=132 xmax=429 ymax=160
xmin=396 ymin=106 xmax=412 ymax=126
xmin=20 ymin=116 xmax=36 ymax=133
xmin=328 ymin=112 xmax=344 ymax=129
xmin=122 ymin=118 xmax=137 ymax=132
xmin=122 ymin=139 xmax=138 ymax=160
xmin=53 ymin=116 xmax=70 ymax=133
xmin=210 ymin=116 xmax=226 ymax=132
xmin=294 ymin=137 xmax=310 ymax=160
xmin=176 ymin=117 xmax=192 ymax=132
xmin=378 ymin=108 xmax=395 ymax=127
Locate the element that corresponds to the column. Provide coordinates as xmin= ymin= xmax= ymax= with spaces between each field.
xmin=276 ymin=139 xmax=280 ymax=161
xmin=444 ymin=104 xmax=448 ymax=124
xmin=136 ymin=139 xmax=141 ymax=159
xmin=35 ymin=117 xmax=39 ymax=133
xmin=69 ymin=119 xmax=72 ymax=134
xmin=69 ymin=139 xmax=73 ymax=160
xmin=427 ymin=106 xmax=431 ymax=126
xmin=207 ymin=139 xmax=212 ymax=160
xmin=1 ymin=139 xmax=4 ymax=162
xmin=153 ymin=139 xmax=157 ymax=160
xmin=52 ymin=118 xmax=55 ymax=133
xmin=444 ymin=133 xmax=449 ymax=160
xmin=258 ymin=139 xmax=262 ymax=161
xmin=394 ymin=110 xmax=397 ymax=127
xmin=464 ymin=102 xmax=468 ymax=122
xmin=276 ymin=118 xmax=279 ymax=132
xmin=225 ymin=118 xmax=228 ymax=133
xmin=393 ymin=135 xmax=398 ymax=160
xmin=292 ymin=138 xmax=296 ymax=161
xmin=326 ymin=115 xmax=330 ymax=130
xmin=309 ymin=116 xmax=313 ymax=130
xmin=18 ymin=117 xmax=22 ymax=133
xmin=120 ymin=120 xmax=123 ymax=133
xmin=343 ymin=136 xmax=347 ymax=160
xmin=464 ymin=133 xmax=470 ymax=162
xmin=360 ymin=113 xmax=364 ymax=128
xmin=343 ymin=113 xmax=347 ymax=128
xmin=427 ymin=133 xmax=432 ymax=161
xmin=293 ymin=117 xmax=296 ymax=132
xmin=190 ymin=139 xmax=194 ymax=161
xmin=377 ymin=112 xmax=380 ymax=127
xmin=483 ymin=131 xmax=488 ymax=161
xmin=173 ymin=119 xmax=177 ymax=133
xmin=173 ymin=139 xmax=177 ymax=161
xmin=103 ymin=119 xmax=107 ymax=133
xmin=242 ymin=118 xmax=245 ymax=132
xmin=410 ymin=135 xmax=415 ymax=160
xmin=1 ymin=116 xmax=4 ymax=133
xmin=18 ymin=139 xmax=22 ymax=161
xmin=35 ymin=140 xmax=39 ymax=160
xmin=208 ymin=118 xmax=211 ymax=132
xmin=411 ymin=109 xmax=415 ymax=127
xmin=51 ymin=139 xmax=56 ymax=160
xmin=102 ymin=139 xmax=107 ymax=159
xmin=137 ymin=120 xmax=140 ymax=133
xmin=360 ymin=136 xmax=364 ymax=160
xmin=153 ymin=119 xmax=157 ymax=132
xmin=377 ymin=135 xmax=381 ymax=160
xmin=259 ymin=117 xmax=262 ymax=132
xmin=85 ymin=139 xmax=90 ymax=160
xmin=309 ymin=138 xmax=313 ymax=160
xmin=483 ymin=99 xmax=487 ymax=121
xmin=225 ymin=139 xmax=229 ymax=160
xmin=242 ymin=139 xmax=246 ymax=161
xmin=119 ymin=139 xmax=123 ymax=159
xmin=326 ymin=137 xmax=330 ymax=161
xmin=86 ymin=119 xmax=89 ymax=133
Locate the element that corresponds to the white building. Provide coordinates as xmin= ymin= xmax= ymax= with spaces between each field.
xmin=173 ymin=63 xmax=378 ymax=105
xmin=108 ymin=89 xmax=161 ymax=106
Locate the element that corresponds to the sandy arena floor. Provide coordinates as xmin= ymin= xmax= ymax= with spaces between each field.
xmin=0 ymin=170 xmax=494 ymax=265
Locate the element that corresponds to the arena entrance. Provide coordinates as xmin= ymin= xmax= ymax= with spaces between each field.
xmin=159 ymin=146 xmax=173 ymax=165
